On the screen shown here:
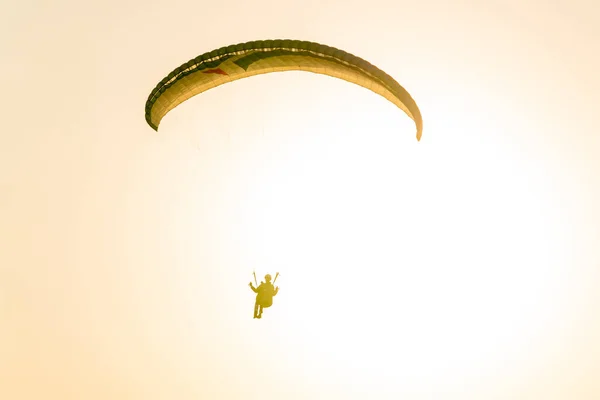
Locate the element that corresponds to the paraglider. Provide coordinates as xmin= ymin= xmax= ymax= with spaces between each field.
xmin=144 ymin=39 xmax=423 ymax=140
xmin=143 ymin=40 xmax=424 ymax=320
xmin=249 ymin=272 xmax=279 ymax=319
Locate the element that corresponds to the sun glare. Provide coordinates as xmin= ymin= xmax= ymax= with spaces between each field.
xmin=156 ymin=70 xmax=575 ymax=396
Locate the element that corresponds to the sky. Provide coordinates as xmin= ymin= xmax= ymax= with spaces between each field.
xmin=1 ymin=0 xmax=600 ymax=399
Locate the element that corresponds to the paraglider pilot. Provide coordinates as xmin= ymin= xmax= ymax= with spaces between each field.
xmin=249 ymin=274 xmax=279 ymax=319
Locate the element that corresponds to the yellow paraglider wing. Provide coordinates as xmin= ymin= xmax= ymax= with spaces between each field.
xmin=145 ymin=39 xmax=423 ymax=140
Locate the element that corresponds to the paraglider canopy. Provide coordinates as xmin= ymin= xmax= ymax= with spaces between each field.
xmin=144 ymin=39 xmax=423 ymax=140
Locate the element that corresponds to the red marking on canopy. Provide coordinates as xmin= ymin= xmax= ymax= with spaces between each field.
xmin=203 ymin=68 xmax=228 ymax=76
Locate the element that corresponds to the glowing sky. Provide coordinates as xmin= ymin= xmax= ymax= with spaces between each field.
xmin=2 ymin=0 xmax=599 ymax=399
